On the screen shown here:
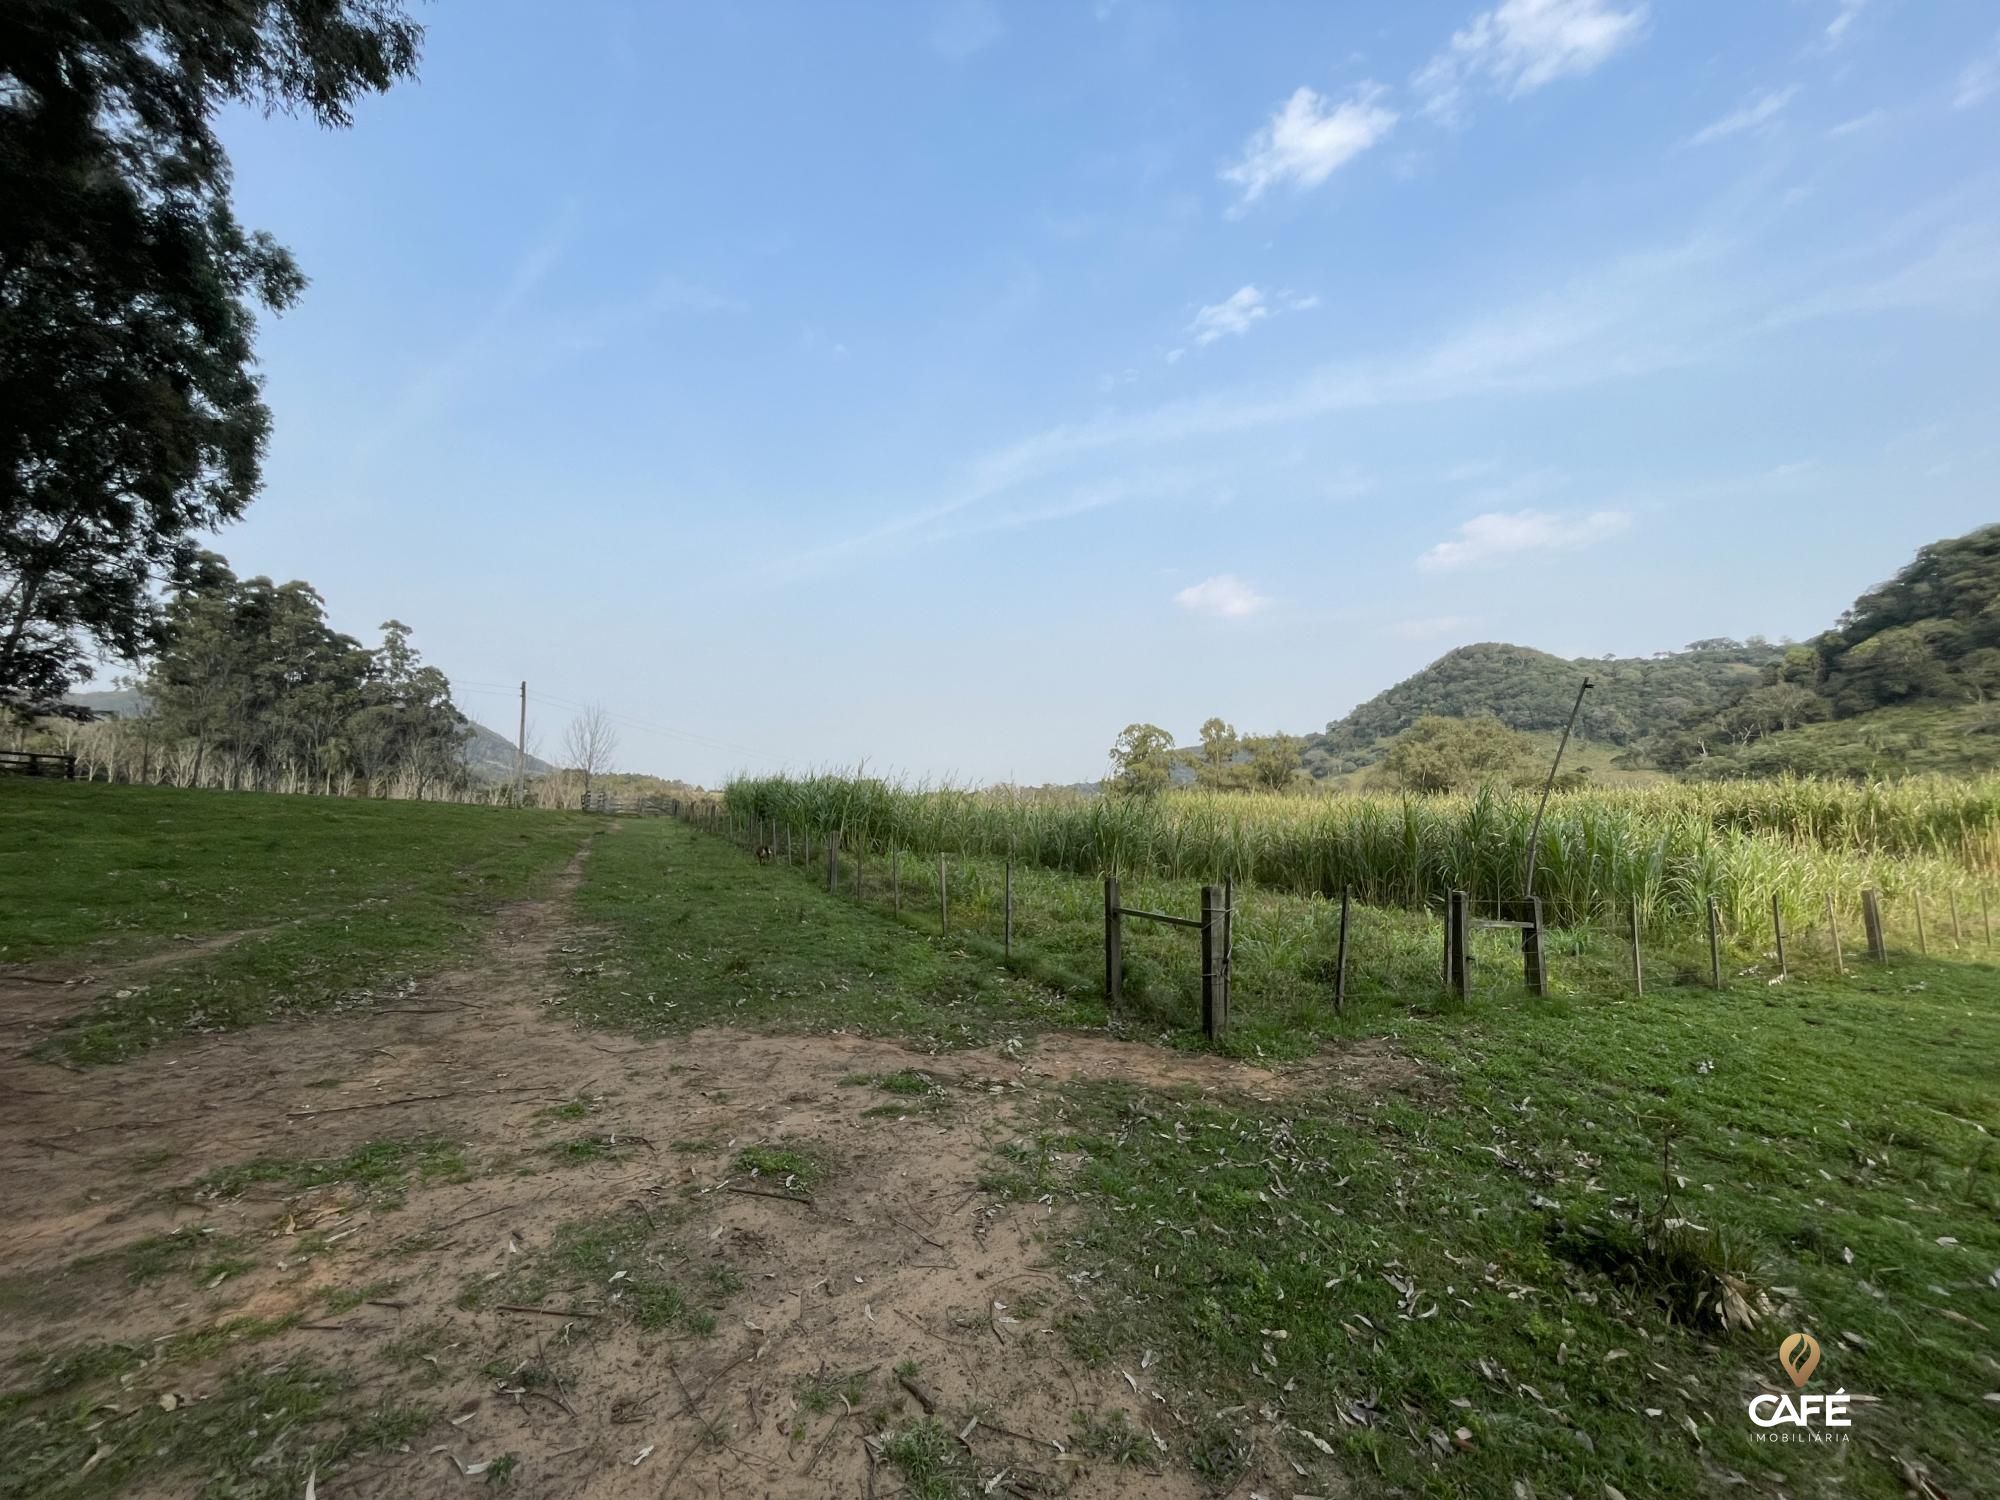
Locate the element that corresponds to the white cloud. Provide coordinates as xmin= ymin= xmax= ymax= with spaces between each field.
xmin=1177 ymin=285 xmax=1322 ymax=356
xmin=1828 ymin=108 xmax=1884 ymax=137
xmin=1222 ymin=84 xmax=1396 ymax=210
xmin=1392 ymin=614 xmax=1476 ymax=641
xmin=1417 ymin=509 xmax=1631 ymax=572
xmin=1416 ymin=0 xmax=1647 ymax=124
xmin=1174 ymin=574 xmax=1271 ymax=619
xmin=1825 ymin=0 xmax=1867 ymax=46
xmin=1955 ymin=37 xmax=2000 ymax=110
xmin=1189 ymin=286 xmax=1270 ymax=346
xmin=1685 ymin=86 xmax=1799 ymax=147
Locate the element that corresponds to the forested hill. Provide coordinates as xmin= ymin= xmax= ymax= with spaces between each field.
xmin=1305 ymin=640 xmax=1781 ymax=777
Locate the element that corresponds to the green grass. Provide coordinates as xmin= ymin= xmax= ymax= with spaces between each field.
xmin=733 ymin=1145 xmax=828 ymax=1192
xmin=651 ymin=822 xmax=1954 ymax=1060
xmin=458 ymin=1205 xmax=722 ymax=1334
xmin=841 ymin=1067 xmax=939 ymax=1096
xmin=0 ymin=783 xmax=592 ymax=1063
xmin=197 ymin=1134 xmax=469 ymax=1202
xmin=0 ymin=1349 xmax=430 ymax=1500
xmin=878 ymin=1419 xmax=980 ymax=1499
xmin=985 ymin=959 xmax=2000 ymax=1498
xmin=103 ymin=1225 xmax=254 ymax=1287
xmin=559 ymin=818 xmax=1102 ymax=1048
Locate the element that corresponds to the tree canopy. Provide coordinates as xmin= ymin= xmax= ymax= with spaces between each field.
xmin=144 ymin=553 xmax=467 ymax=794
xmin=1106 ymin=723 xmax=1176 ymax=796
xmin=0 ymin=0 xmax=422 ymax=711
xmin=1304 ymin=640 xmax=1779 ymax=777
xmin=1657 ymin=524 xmax=2000 ymax=777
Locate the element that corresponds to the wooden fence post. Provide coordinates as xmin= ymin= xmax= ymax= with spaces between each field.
xmin=1104 ymin=877 xmax=1122 ymax=1008
xmin=1771 ymin=892 xmax=1787 ymax=980
xmin=1334 ymin=887 xmax=1351 ymax=1015
xmin=1826 ymin=892 xmax=1845 ymax=975
xmin=827 ymin=832 xmax=839 ymax=894
xmin=939 ymin=853 xmax=949 ymax=937
xmin=1522 ymin=896 xmax=1547 ymax=997
xmin=855 ymin=842 xmax=863 ymax=901
xmin=1222 ymin=876 xmax=1235 ymax=1001
xmin=1861 ymin=888 xmax=1886 ymax=961
xmin=892 ymin=848 xmax=900 ymax=911
xmin=1004 ymin=861 xmax=1014 ymax=957
xmin=1706 ymin=897 xmax=1724 ymax=990
xmin=1984 ymin=889 xmax=1992 ymax=949
xmin=1446 ymin=890 xmax=1469 ymax=998
xmin=1949 ymin=891 xmax=1962 ymax=948
xmin=1629 ymin=897 xmax=1644 ymax=998
xmin=1201 ymin=883 xmax=1226 ymax=1040
xmin=1914 ymin=891 xmax=1927 ymax=956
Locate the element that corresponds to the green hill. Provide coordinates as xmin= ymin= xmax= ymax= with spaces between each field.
xmin=1303 ymin=639 xmax=1780 ymax=778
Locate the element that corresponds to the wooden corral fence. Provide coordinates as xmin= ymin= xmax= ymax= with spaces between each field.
xmin=582 ymin=790 xmax=678 ymax=816
xmin=0 ymin=750 xmax=77 ymax=779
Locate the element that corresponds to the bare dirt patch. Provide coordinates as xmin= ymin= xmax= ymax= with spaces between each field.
xmin=0 ymin=842 xmax=1408 ymax=1497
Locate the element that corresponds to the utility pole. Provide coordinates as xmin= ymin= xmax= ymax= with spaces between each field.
xmin=514 ymin=680 xmax=527 ymax=807
xmin=1523 ymin=678 xmax=1591 ymax=900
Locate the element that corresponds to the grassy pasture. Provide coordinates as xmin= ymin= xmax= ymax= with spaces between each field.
xmin=3 ymin=789 xmax=1994 ymax=1497
xmin=0 ymin=781 xmax=593 ymax=1061
xmin=627 ymin=816 xmax=2000 ymax=1496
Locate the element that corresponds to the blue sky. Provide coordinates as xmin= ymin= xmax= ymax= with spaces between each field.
xmin=208 ymin=0 xmax=2000 ymax=785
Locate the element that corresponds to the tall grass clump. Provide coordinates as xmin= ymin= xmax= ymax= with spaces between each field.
xmin=725 ymin=772 xmax=2000 ymax=935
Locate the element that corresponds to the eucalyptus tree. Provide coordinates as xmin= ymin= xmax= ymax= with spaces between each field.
xmin=0 ymin=1 xmax=422 ymax=712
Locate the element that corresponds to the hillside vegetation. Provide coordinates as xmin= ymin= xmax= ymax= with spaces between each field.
xmin=1253 ymin=522 xmax=2000 ymax=785
xmin=1657 ymin=523 xmax=2000 ymax=778
xmin=1305 ymin=638 xmax=1779 ymax=777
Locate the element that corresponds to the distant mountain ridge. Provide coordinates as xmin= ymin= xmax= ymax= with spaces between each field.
xmin=1303 ymin=639 xmax=1783 ymax=778
xmin=63 ymin=689 xmax=554 ymax=781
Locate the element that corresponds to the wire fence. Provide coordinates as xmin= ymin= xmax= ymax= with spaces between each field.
xmin=670 ymin=799 xmax=1996 ymax=1042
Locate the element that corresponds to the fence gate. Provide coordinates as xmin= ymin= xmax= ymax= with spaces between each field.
xmin=1445 ymin=892 xmax=1548 ymax=998
xmin=1104 ymin=877 xmax=1234 ymax=1040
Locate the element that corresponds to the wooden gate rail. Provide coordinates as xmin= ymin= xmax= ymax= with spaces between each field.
xmin=1445 ymin=892 xmax=1547 ymax=998
xmin=1104 ymin=876 xmax=1233 ymax=1040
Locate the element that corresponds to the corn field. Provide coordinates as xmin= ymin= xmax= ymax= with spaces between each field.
xmin=723 ymin=773 xmax=2000 ymax=935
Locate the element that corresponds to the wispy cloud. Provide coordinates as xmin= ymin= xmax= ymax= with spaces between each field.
xmin=1174 ymin=574 xmax=1271 ymax=619
xmin=1221 ymin=84 xmax=1396 ymax=211
xmin=1188 ymin=286 xmax=1270 ymax=346
xmin=1417 ymin=509 xmax=1631 ymax=572
xmin=1824 ymin=0 xmax=1867 ymax=47
xmin=765 ymin=192 xmax=1991 ymax=582
xmin=1763 ymin=220 xmax=2000 ymax=325
xmin=1415 ymin=0 xmax=1647 ymax=125
xmin=1685 ymin=85 xmax=1799 ymax=147
xmin=1828 ymin=108 xmax=1885 ymax=137
xmin=1955 ymin=36 xmax=2000 ymax=110
xmin=1175 ymin=285 xmax=1319 ymax=358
